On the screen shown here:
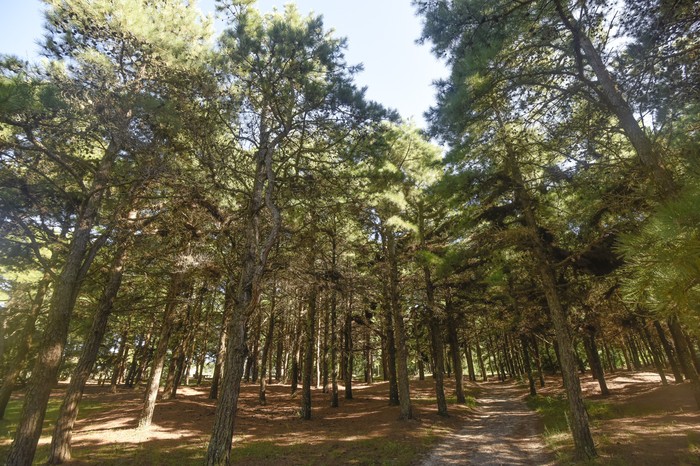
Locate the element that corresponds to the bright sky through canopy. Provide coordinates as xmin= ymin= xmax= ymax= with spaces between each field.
xmin=0 ymin=0 xmax=447 ymax=128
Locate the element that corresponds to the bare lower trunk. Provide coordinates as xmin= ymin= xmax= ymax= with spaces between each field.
xmin=259 ymin=304 xmax=275 ymax=405
xmin=138 ymin=273 xmax=184 ymax=428
xmin=667 ymin=316 xmax=700 ymax=408
xmin=446 ymin=300 xmax=466 ymax=403
xmin=386 ymin=231 xmax=412 ymax=420
xmin=383 ymin=289 xmax=399 ymax=406
xmin=343 ymin=309 xmax=353 ymax=400
xmin=330 ymin=287 xmax=339 ymax=407
xmin=204 ymin=296 xmax=249 ymax=466
xmin=5 ymin=146 xmax=116 ymax=466
xmin=0 ymin=274 xmax=50 ymax=420
xmin=301 ymin=287 xmax=317 ymax=420
xmin=210 ymin=310 xmax=230 ymax=400
xmin=583 ymin=331 xmax=609 ymax=396
xmin=48 ymin=242 xmax=127 ymax=464
xmin=521 ymin=335 xmax=537 ymax=397
xmin=428 ymin=314 xmax=448 ymax=416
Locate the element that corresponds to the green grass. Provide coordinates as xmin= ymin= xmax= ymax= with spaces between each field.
xmin=0 ymin=397 xmax=107 ymax=465
xmin=525 ymin=394 xmax=667 ymax=465
xmin=231 ymin=436 xmax=437 ymax=465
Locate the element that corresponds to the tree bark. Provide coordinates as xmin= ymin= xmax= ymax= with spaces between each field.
xmin=0 ymin=273 xmax=50 ymax=420
xmin=667 ymin=316 xmax=700 ymax=408
xmin=49 ymin=241 xmax=128 ymax=464
xmin=210 ymin=309 xmax=230 ymax=400
xmin=343 ymin=306 xmax=353 ymax=400
xmin=301 ymin=286 xmax=317 ymax=420
xmin=521 ymin=335 xmax=537 ymax=396
xmin=6 ymin=144 xmax=117 ymax=466
xmin=654 ymin=320 xmax=683 ymax=383
xmin=386 ymin=230 xmax=412 ymax=420
xmin=446 ymin=300 xmax=466 ymax=403
xmin=138 ymin=272 xmax=185 ymax=428
xmin=259 ymin=297 xmax=276 ymax=405
xmin=553 ymin=0 xmax=675 ymax=195
xmin=583 ymin=330 xmax=609 ymax=396
xmin=501 ymin=131 xmax=596 ymax=459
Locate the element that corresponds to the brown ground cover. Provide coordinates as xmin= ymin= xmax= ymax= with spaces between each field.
xmin=535 ymin=371 xmax=700 ymax=465
xmin=1 ymin=378 xmax=477 ymax=465
xmin=2 ymin=371 xmax=698 ymax=465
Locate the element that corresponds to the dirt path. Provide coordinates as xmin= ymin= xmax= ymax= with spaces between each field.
xmin=419 ymin=382 xmax=554 ymax=465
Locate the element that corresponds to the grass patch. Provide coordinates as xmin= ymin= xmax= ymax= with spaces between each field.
xmin=526 ymin=394 xmax=667 ymax=465
xmin=0 ymin=397 xmax=108 ymax=465
xmin=231 ymin=436 xmax=437 ymax=465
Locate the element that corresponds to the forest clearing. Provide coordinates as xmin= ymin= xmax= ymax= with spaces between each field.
xmin=1 ymin=0 xmax=699 ymax=465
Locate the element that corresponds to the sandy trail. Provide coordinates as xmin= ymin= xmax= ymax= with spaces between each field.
xmin=419 ymin=381 xmax=554 ymax=465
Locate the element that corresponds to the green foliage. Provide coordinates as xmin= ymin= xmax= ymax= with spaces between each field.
xmin=617 ymin=175 xmax=700 ymax=320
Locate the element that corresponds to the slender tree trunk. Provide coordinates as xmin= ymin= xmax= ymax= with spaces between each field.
xmin=428 ymin=313 xmax=448 ymax=416
xmin=6 ymin=144 xmax=117 ymax=466
xmin=583 ymin=331 xmax=609 ymax=396
xmin=0 ymin=273 xmax=51 ymax=419
xmin=291 ymin=300 xmax=302 ymax=394
xmin=301 ymin=286 xmax=317 ymax=420
xmin=384 ymin=300 xmax=399 ymax=406
xmin=48 ymin=241 xmax=128 ymax=464
xmin=667 ymin=316 xmax=700 ymax=408
xmin=531 ymin=336 xmax=545 ymax=387
xmin=446 ymin=300 xmax=466 ymax=403
xmin=501 ymin=135 xmax=596 ymax=459
xmin=476 ymin=340 xmax=487 ymax=382
xmin=322 ymin=294 xmax=329 ymax=392
xmin=210 ymin=309 xmax=230 ymax=400
xmin=138 ymin=272 xmax=185 ymax=428
xmin=259 ymin=298 xmax=275 ymax=405
xmin=110 ymin=326 xmax=130 ymax=392
xmin=654 ymin=320 xmax=683 ymax=383
xmin=553 ymin=0 xmax=675 ymax=194
xmin=521 ymin=335 xmax=537 ymax=396
xmin=386 ymin=230 xmax=412 ymax=420
xmin=330 ymin=286 xmax=339 ymax=407
xmin=642 ymin=327 xmax=668 ymax=385
xmin=343 ymin=305 xmax=353 ymax=400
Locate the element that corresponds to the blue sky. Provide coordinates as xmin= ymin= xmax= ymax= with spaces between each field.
xmin=0 ymin=0 xmax=447 ymax=128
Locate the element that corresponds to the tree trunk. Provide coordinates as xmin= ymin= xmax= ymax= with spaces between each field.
xmin=428 ymin=314 xmax=448 ymax=416
xmin=501 ymin=137 xmax=596 ymax=460
xmin=384 ymin=301 xmax=399 ymax=406
xmin=475 ymin=340 xmax=487 ymax=382
xmin=5 ymin=143 xmax=117 ymax=466
xmin=553 ymin=0 xmax=675 ymax=195
xmin=138 ymin=272 xmax=185 ymax=428
xmin=343 ymin=306 xmax=353 ymax=400
xmin=642 ymin=326 xmax=668 ymax=385
xmin=667 ymin=316 xmax=700 ymax=408
xmin=301 ymin=286 xmax=317 ymax=420
xmin=259 ymin=299 xmax=275 ymax=405
xmin=210 ymin=309 xmax=230 ymax=400
xmin=48 ymin=241 xmax=127 ymax=464
xmin=0 ymin=273 xmax=50 ymax=419
xmin=110 ymin=326 xmax=130 ymax=392
xmin=446 ymin=300 xmax=466 ymax=403
xmin=520 ymin=335 xmax=537 ymax=396
xmin=654 ymin=320 xmax=683 ymax=383
xmin=386 ymin=230 xmax=412 ymax=420
xmin=330 ymin=286 xmax=339 ymax=407
xmin=583 ymin=331 xmax=609 ymax=396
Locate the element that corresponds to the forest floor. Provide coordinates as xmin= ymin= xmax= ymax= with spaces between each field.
xmin=531 ymin=371 xmax=700 ymax=465
xmin=0 ymin=370 xmax=697 ymax=465
xmin=419 ymin=380 xmax=553 ymax=465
